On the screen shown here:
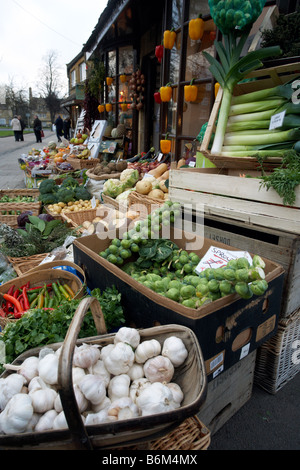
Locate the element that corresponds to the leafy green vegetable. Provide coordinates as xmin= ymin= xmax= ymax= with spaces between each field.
xmin=0 ymin=286 xmax=125 ymax=370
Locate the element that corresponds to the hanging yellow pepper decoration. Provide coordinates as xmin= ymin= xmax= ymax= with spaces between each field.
xmin=98 ymin=104 xmax=105 ymax=113
xmin=106 ymin=77 xmax=113 ymax=86
xmin=120 ymin=74 xmax=127 ymax=83
xmin=188 ymin=14 xmax=204 ymax=41
xmin=184 ymin=79 xmax=198 ymax=102
xmin=105 ymin=103 xmax=113 ymax=112
xmin=160 ymin=84 xmax=173 ymax=102
xmin=120 ymin=103 xmax=128 ymax=111
xmin=163 ymin=29 xmax=176 ymax=49
xmin=160 ymin=133 xmax=171 ymax=154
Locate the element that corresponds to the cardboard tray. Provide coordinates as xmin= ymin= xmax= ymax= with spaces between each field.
xmin=73 ymin=228 xmax=285 ymax=381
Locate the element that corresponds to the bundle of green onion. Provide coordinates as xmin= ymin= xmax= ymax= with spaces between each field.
xmin=220 ymin=79 xmax=300 ymax=157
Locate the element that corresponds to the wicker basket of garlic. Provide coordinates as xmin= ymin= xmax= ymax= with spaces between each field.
xmin=0 ymin=297 xmax=207 ymax=450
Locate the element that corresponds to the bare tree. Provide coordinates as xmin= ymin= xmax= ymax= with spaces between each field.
xmin=5 ymin=79 xmax=29 ymax=117
xmin=36 ymin=50 xmax=66 ymax=123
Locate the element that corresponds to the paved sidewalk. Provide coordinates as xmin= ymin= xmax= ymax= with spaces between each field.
xmin=0 ymin=129 xmax=56 ymax=189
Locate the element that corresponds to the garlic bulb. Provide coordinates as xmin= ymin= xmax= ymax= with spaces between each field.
xmin=72 ymin=367 xmax=86 ymax=386
xmin=103 ymin=342 xmax=134 ymax=375
xmin=73 ymin=343 xmax=101 ymax=369
xmin=114 ymin=327 xmax=140 ymax=349
xmin=88 ymin=360 xmax=110 ymax=387
xmin=0 ymin=393 xmax=33 ymax=434
xmin=166 ymin=382 xmax=184 ymax=406
xmin=78 ymin=374 xmax=106 ymax=405
xmin=144 ymin=355 xmax=174 ymax=383
xmin=127 ymin=363 xmax=144 ymax=381
xmin=85 ymin=409 xmax=117 ymax=426
xmin=162 ymin=336 xmax=188 ymax=367
xmin=26 ymin=412 xmax=40 ymax=432
xmin=129 ymin=378 xmax=151 ymax=403
xmin=3 ymin=356 xmax=39 ymax=384
xmin=135 ymin=339 xmax=161 ymax=364
xmin=52 ymin=411 xmax=68 ymax=430
xmin=0 ymin=373 xmax=27 ymax=411
xmin=29 ymin=387 xmax=57 ymax=414
xmin=38 ymin=353 xmax=58 ymax=385
xmin=108 ymin=397 xmax=139 ymax=420
xmin=136 ymin=382 xmax=176 ymax=416
xmin=54 ymin=393 xmax=63 ymax=413
xmin=100 ymin=343 xmax=114 ymax=361
xmin=35 ymin=410 xmax=58 ymax=432
xmin=28 ymin=376 xmax=49 ymax=393
xmin=91 ymin=396 xmax=111 ymax=413
xmin=108 ymin=374 xmax=130 ymax=402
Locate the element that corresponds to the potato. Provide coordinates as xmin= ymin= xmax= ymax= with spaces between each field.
xmin=148 ymin=189 xmax=165 ymax=200
xmin=136 ymin=180 xmax=152 ymax=195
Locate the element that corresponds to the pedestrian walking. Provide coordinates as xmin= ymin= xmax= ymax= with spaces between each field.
xmin=11 ymin=115 xmax=21 ymax=141
xmin=63 ymin=117 xmax=71 ymax=140
xmin=55 ymin=115 xmax=64 ymax=142
xmin=18 ymin=115 xmax=26 ymax=141
xmin=33 ymin=115 xmax=43 ymax=143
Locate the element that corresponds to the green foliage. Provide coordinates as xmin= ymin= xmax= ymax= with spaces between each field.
xmin=74 ymin=186 xmax=92 ymax=201
xmin=261 ymin=11 xmax=300 ymax=58
xmin=0 ymin=286 xmax=125 ymax=369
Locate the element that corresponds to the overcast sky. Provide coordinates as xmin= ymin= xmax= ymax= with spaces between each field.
xmin=0 ymin=0 xmax=108 ymax=96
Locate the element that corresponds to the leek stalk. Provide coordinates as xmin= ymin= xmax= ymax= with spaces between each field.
xmin=229 ymin=99 xmax=286 ymax=116
xmin=223 ymin=128 xmax=300 ymax=146
xmin=231 ymin=80 xmax=299 ymax=105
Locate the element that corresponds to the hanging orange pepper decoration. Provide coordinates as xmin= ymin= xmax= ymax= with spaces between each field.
xmin=160 ymin=84 xmax=173 ymax=102
xmin=120 ymin=74 xmax=127 ymax=83
xmin=120 ymin=103 xmax=128 ymax=111
xmin=105 ymin=103 xmax=113 ymax=112
xmin=98 ymin=104 xmax=105 ymax=113
xmin=106 ymin=77 xmax=113 ymax=86
xmin=163 ymin=29 xmax=176 ymax=49
xmin=160 ymin=134 xmax=172 ymax=154
xmin=188 ymin=14 xmax=204 ymax=41
xmin=184 ymin=79 xmax=198 ymax=102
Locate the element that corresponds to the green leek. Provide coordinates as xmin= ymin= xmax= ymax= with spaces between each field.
xmin=229 ymin=99 xmax=286 ymax=116
xmin=231 ymin=80 xmax=299 ymax=105
xmin=227 ymin=109 xmax=277 ymax=123
xmin=223 ymin=128 xmax=300 ymax=146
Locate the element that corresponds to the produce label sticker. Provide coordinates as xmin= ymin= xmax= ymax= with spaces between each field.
xmin=269 ymin=110 xmax=286 ymax=130
xmin=91 ymin=196 xmax=97 ymax=209
xmin=194 ymin=246 xmax=252 ymax=274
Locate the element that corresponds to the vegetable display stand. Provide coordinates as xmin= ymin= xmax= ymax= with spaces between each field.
xmin=73 ymin=229 xmax=285 ymax=382
xmin=254 ymin=308 xmax=300 ymax=394
xmin=0 ymin=189 xmax=42 ymax=227
xmin=0 ymin=297 xmax=207 ymax=450
xmin=200 ymin=62 xmax=300 ymax=169
xmin=67 ymin=156 xmax=99 ymax=171
xmin=168 ymin=168 xmax=300 ymax=235
xmin=128 ymin=191 xmax=166 ymax=215
xmin=0 ymin=261 xmax=85 ymax=330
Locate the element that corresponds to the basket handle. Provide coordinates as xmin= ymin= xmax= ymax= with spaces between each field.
xmin=26 ymin=260 xmax=86 ymax=284
xmin=57 ymin=296 xmax=107 ymax=450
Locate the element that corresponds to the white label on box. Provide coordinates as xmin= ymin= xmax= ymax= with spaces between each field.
xmin=188 ymin=161 xmax=196 ymax=167
xmin=269 ymin=110 xmax=286 ymax=130
xmin=240 ymin=343 xmax=250 ymax=359
xmin=194 ymin=246 xmax=252 ymax=274
xmin=209 ymin=352 xmax=224 ymax=372
xmin=91 ymin=196 xmax=97 ymax=209
xmin=212 ymin=364 xmax=224 ymax=379
xmin=157 ymin=153 xmax=163 ymax=162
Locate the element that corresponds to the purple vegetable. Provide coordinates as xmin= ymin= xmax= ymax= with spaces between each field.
xmin=38 ymin=213 xmax=55 ymax=222
xmin=17 ymin=211 xmax=33 ymax=228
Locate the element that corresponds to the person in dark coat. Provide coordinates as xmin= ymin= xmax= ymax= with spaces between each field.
xmin=18 ymin=115 xmax=25 ymax=141
xmin=63 ymin=117 xmax=71 ymax=140
xmin=55 ymin=115 xmax=64 ymax=142
xmin=33 ymin=115 xmax=42 ymax=143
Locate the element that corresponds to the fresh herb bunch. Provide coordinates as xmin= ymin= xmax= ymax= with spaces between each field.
xmin=256 ymin=150 xmax=300 ymax=206
xmin=0 ymin=215 xmax=78 ymax=257
xmin=0 ymin=286 xmax=125 ymax=369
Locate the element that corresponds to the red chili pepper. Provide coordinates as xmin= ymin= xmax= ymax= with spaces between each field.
xmin=0 ymin=307 xmax=6 ymax=318
xmin=3 ymin=294 xmax=23 ymax=313
xmin=27 ymin=284 xmax=52 ymax=291
xmin=22 ymin=287 xmax=30 ymax=310
xmin=20 ymin=282 xmax=30 ymax=289
xmin=14 ymin=311 xmax=24 ymax=319
xmin=155 ymin=44 xmax=164 ymax=63
xmin=13 ymin=289 xmax=19 ymax=298
xmin=5 ymin=285 xmax=15 ymax=312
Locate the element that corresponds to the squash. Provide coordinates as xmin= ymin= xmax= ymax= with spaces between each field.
xmin=148 ymin=163 xmax=168 ymax=178
xmin=177 ymin=158 xmax=186 ymax=169
xmin=159 ymin=180 xmax=168 ymax=193
xmin=157 ymin=170 xmax=169 ymax=181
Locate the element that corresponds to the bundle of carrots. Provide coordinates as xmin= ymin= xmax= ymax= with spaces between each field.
xmin=0 ymin=281 xmax=76 ymax=319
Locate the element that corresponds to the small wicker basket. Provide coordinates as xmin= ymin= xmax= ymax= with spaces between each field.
xmin=128 ymin=190 xmax=165 ymax=215
xmin=0 ymin=189 xmax=41 ymax=227
xmin=67 ymin=157 xmax=99 ymax=170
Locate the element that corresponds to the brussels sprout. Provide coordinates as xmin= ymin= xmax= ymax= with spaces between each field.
xmin=250 ymin=280 xmax=268 ymax=296
xmin=219 ymin=280 xmax=232 ymax=295
xmin=252 ymin=255 xmax=266 ymax=269
xmin=208 ymin=279 xmax=220 ymax=293
xmin=204 ymin=268 xmax=215 ymax=280
xmin=168 ymin=279 xmax=182 ymax=290
xmin=249 ymin=266 xmax=265 ymax=281
xmin=107 ymin=254 xmax=118 ymax=264
xmin=236 ymin=257 xmax=250 ymax=269
xmin=196 ymin=283 xmax=209 ymax=296
xmin=166 ymin=288 xmax=180 ymax=301
xmin=180 ymin=285 xmax=196 ymax=299
xmin=235 ymin=282 xmax=253 ymax=299
xmin=223 ymin=268 xmax=236 ymax=281
xmin=213 ymin=268 xmax=226 ymax=280
xmin=235 ymin=268 xmax=250 ymax=283
xmin=181 ymin=297 xmax=199 ymax=308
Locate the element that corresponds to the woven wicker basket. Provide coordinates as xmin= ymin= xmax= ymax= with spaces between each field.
xmin=128 ymin=190 xmax=165 ymax=215
xmin=0 ymin=261 xmax=85 ymax=330
xmin=86 ymin=169 xmax=121 ymax=181
xmin=0 ymin=297 xmax=207 ymax=450
xmin=62 ymin=208 xmax=98 ymax=232
xmin=0 ymin=189 xmax=41 ymax=226
xmin=6 ymin=253 xmax=49 ymax=277
xmin=67 ymin=157 xmax=99 ymax=170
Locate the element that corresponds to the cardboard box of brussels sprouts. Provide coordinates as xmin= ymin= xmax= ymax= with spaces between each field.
xmin=73 ymin=228 xmax=285 ymax=382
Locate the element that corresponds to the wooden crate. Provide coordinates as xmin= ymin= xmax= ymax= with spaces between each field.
xmin=200 ymin=62 xmax=300 ymax=169
xmin=254 ymin=308 xmax=300 ymax=394
xmin=169 ymin=168 xmax=300 ymax=235
xmin=198 ymin=351 xmax=256 ymax=435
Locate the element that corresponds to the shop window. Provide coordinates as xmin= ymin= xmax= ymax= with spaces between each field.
xmin=182 ymin=82 xmax=212 ymax=136
xmin=79 ymin=62 xmax=87 ymax=82
xmin=171 ymin=0 xmax=183 ymax=29
xmin=185 ymin=19 xmax=216 ymax=82
xmin=71 ymin=70 xmax=76 ymax=88
xmin=119 ymin=46 xmax=134 ymax=75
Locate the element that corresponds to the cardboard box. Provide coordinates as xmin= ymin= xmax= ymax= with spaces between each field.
xmin=73 ymin=229 xmax=285 ymax=382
